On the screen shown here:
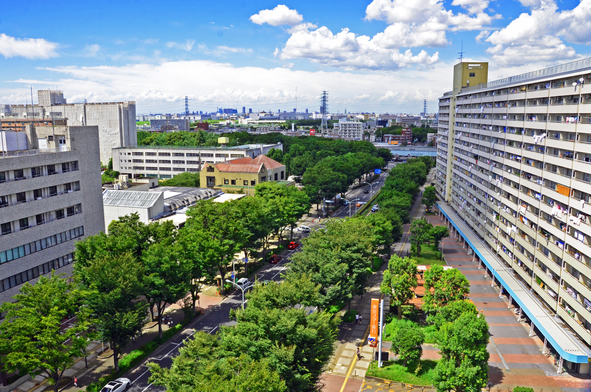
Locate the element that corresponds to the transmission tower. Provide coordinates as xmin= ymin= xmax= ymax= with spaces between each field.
xmin=423 ymin=99 xmax=427 ymax=116
xmin=320 ymin=91 xmax=329 ymax=133
xmin=184 ymin=96 xmax=189 ymax=115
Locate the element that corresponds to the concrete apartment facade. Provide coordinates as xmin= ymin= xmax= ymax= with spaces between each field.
xmin=334 ymin=119 xmax=364 ymax=140
xmin=436 ymin=58 xmax=591 ymax=372
xmin=3 ymin=90 xmax=136 ymax=165
xmin=0 ymin=125 xmax=104 ymax=304
xmin=113 ymin=143 xmax=283 ymax=179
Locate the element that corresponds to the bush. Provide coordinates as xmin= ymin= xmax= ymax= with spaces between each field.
xmin=513 ymin=388 xmax=534 ymax=392
xmin=343 ymin=310 xmax=358 ymax=323
xmin=328 ymin=301 xmax=345 ymax=314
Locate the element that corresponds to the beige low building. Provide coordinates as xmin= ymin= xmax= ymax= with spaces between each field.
xmin=201 ymin=155 xmax=286 ymax=195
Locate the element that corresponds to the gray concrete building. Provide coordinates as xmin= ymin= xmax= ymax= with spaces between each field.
xmin=113 ymin=142 xmax=283 ymax=179
xmin=3 ymin=90 xmax=136 ymax=166
xmin=437 ymin=58 xmax=591 ymax=372
xmin=150 ymin=119 xmax=190 ymax=132
xmin=0 ymin=124 xmax=104 ymax=304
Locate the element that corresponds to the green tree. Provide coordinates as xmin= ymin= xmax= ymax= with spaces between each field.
xmin=142 ymin=242 xmax=191 ymax=338
xmin=410 ymin=218 xmax=433 ymax=256
xmin=176 ymin=230 xmax=208 ymax=314
xmin=267 ymin=148 xmax=284 ymax=163
xmin=148 ymin=333 xmax=287 ymax=392
xmin=302 ymin=163 xmax=348 ymax=206
xmin=429 ymin=300 xmax=478 ymax=330
xmin=184 ymin=200 xmax=249 ymax=294
xmin=0 ymin=274 xmax=91 ymax=392
xmin=430 ymin=225 xmax=450 ymax=249
xmin=422 ymin=185 xmax=437 ymax=212
xmin=424 ymin=268 xmax=471 ymax=312
xmin=74 ymin=252 xmax=147 ymax=372
xmin=380 ymin=255 xmax=418 ymax=319
xmin=434 ymin=312 xmax=489 ymax=392
xmin=159 ymin=172 xmax=200 ymax=187
xmin=391 ymin=323 xmax=425 ymax=368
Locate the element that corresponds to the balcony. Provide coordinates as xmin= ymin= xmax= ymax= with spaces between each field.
xmin=557 ymin=306 xmax=591 ymax=345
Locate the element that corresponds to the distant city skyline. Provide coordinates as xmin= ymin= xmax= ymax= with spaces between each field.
xmin=0 ymin=0 xmax=589 ymax=114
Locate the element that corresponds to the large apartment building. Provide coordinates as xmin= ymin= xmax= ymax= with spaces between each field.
xmin=436 ymin=58 xmax=591 ymax=373
xmin=113 ymin=143 xmax=283 ymax=180
xmin=0 ymin=125 xmax=104 ymax=304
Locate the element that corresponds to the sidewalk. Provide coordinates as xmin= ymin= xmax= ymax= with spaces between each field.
xmin=14 ymin=290 xmax=224 ymax=392
xmin=320 ymin=170 xmax=435 ymax=392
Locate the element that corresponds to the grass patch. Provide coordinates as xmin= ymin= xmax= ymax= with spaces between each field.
xmin=367 ymin=359 xmax=437 ymax=386
xmin=412 ymin=245 xmax=445 ymax=266
xmin=383 ymin=318 xmax=438 ymax=344
xmin=343 ymin=310 xmax=358 ymax=323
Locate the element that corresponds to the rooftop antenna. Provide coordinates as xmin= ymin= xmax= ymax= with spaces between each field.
xmin=458 ymin=40 xmax=465 ymax=63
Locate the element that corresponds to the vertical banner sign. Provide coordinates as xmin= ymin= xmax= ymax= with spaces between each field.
xmin=370 ymin=298 xmax=380 ymax=339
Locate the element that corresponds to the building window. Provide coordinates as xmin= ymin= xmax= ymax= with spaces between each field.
xmin=206 ymin=176 xmax=216 ymax=187
xmin=251 ymin=180 xmax=256 ymax=186
xmin=49 ymin=186 xmax=57 ymax=196
xmin=281 ymin=171 xmax=285 ymax=180
xmin=14 ymin=169 xmax=24 ymax=180
xmin=146 ymin=152 xmax=157 ymax=156
xmin=16 ymin=192 xmax=26 ymax=204
xmin=274 ymin=173 xmax=278 ymax=181
xmin=224 ymin=179 xmax=229 ymax=185
xmin=19 ymin=218 xmax=29 ymax=230
xmin=158 ymin=152 xmax=171 ymax=156
xmin=133 ymin=159 xmax=144 ymax=163
xmin=243 ymin=180 xmax=248 ymax=186
xmin=173 ymin=153 xmax=185 ymax=157
xmin=34 ymin=189 xmax=43 ymax=199
xmin=173 ymin=168 xmax=185 ymax=172
xmin=207 ymin=166 xmax=215 ymax=172
xmin=1 ymin=223 xmax=11 ymax=235
xmin=36 ymin=214 xmax=45 ymax=225
xmin=159 ymin=160 xmax=171 ymax=164
xmin=172 ymin=160 xmax=185 ymax=164
xmin=47 ymin=165 xmax=56 ymax=175
xmin=133 ymin=152 xmax=144 ymax=156
xmin=261 ymin=176 xmax=266 ymax=182
xmin=0 ymin=172 xmax=5 ymax=183
xmin=469 ymin=72 xmax=475 ymax=77
xmin=231 ymin=180 xmax=236 ymax=185
xmin=56 ymin=210 xmax=65 ymax=220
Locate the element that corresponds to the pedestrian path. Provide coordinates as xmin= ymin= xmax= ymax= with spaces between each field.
xmin=321 ymin=170 xmax=435 ymax=392
xmin=424 ymin=213 xmax=591 ymax=392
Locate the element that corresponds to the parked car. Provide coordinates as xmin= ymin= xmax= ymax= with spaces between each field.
xmin=364 ymin=188 xmax=370 ymax=194
xmin=288 ymin=241 xmax=299 ymax=250
xmin=269 ymin=254 xmax=282 ymax=264
xmin=299 ymin=225 xmax=311 ymax=233
xmin=100 ymin=378 xmax=131 ymax=392
xmin=371 ymin=204 xmax=379 ymax=212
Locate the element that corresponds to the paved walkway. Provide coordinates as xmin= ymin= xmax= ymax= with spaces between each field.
xmin=423 ymin=213 xmax=591 ymax=392
xmin=321 ymin=169 xmax=435 ymax=392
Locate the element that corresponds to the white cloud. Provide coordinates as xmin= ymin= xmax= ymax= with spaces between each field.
xmin=144 ymin=39 xmax=159 ymax=45
xmin=485 ymin=0 xmax=591 ymax=66
xmin=2 ymin=59 xmax=455 ymax=113
xmin=250 ymin=5 xmax=303 ymax=26
xmin=279 ymin=27 xmax=439 ymax=70
xmin=84 ymin=44 xmax=100 ymax=57
xmin=287 ymin=22 xmax=318 ymax=34
xmin=166 ymin=39 xmax=195 ymax=51
xmin=452 ymin=0 xmax=490 ymax=14
xmin=517 ymin=0 xmax=544 ymax=7
xmin=475 ymin=30 xmax=490 ymax=42
xmin=215 ymin=46 xmax=253 ymax=55
xmin=0 ymin=34 xmax=58 ymax=59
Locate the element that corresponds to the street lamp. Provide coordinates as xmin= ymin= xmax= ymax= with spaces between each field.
xmin=226 ymin=280 xmax=255 ymax=310
xmin=363 ymin=181 xmax=380 ymax=197
xmin=348 ymin=198 xmax=361 ymax=218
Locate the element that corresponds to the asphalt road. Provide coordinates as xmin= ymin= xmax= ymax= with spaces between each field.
xmin=125 ymin=161 xmax=396 ymax=392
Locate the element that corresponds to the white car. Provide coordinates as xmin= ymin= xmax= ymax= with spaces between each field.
xmin=299 ymin=225 xmax=311 ymax=233
xmin=236 ymin=277 xmax=251 ymax=289
xmin=100 ymin=378 xmax=131 ymax=392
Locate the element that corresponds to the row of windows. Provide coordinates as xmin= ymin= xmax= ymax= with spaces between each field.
xmin=125 ymin=151 xmax=238 ymax=158
xmin=131 ymin=160 xmax=202 ymax=165
xmin=1 ymin=204 xmax=82 ymax=235
xmin=0 ymin=161 xmax=78 ymax=183
xmin=0 ymin=253 xmax=74 ymax=293
xmin=0 ymin=226 xmax=84 ymax=264
xmin=0 ymin=182 xmax=80 ymax=208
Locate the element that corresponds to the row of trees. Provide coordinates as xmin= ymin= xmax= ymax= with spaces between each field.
xmin=149 ymin=275 xmax=339 ymax=392
xmin=0 ymin=182 xmax=310 ymax=389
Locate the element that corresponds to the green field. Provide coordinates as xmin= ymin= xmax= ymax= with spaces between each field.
xmin=412 ymin=245 xmax=445 ymax=266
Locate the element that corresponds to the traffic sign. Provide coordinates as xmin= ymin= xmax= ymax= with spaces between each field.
xmin=231 ymin=273 xmax=235 ymax=281
xmin=374 ymin=169 xmax=381 ymax=174
xmin=368 ymin=337 xmax=377 ymax=347
xmin=243 ymin=258 xmax=248 ymax=263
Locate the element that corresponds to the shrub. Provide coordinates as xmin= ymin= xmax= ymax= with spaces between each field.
xmin=343 ymin=310 xmax=358 ymax=323
xmin=513 ymin=388 xmax=534 ymax=392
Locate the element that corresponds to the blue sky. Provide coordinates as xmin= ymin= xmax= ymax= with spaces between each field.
xmin=0 ymin=0 xmax=588 ymax=114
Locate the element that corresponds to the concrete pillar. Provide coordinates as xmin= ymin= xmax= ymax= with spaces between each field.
xmin=472 ymin=253 xmax=476 ymax=262
xmin=557 ymin=356 xmax=564 ymax=374
xmin=517 ymin=308 xmax=522 ymax=322
xmin=478 ymin=260 xmax=482 ymax=270
xmin=531 ymin=324 xmax=537 ymax=338
xmin=491 ymin=276 xmax=495 ymax=287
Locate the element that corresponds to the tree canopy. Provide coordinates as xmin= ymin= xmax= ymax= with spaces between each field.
xmin=380 ymin=255 xmax=418 ymax=319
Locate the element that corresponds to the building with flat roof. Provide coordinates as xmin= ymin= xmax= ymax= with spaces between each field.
xmin=3 ymin=90 xmax=136 ymax=165
xmin=437 ymin=57 xmax=591 ymax=373
xmin=0 ymin=123 xmax=104 ymax=304
xmin=113 ymin=143 xmax=282 ymax=180
xmin=334 ymin=119 xmax=364 ymax=140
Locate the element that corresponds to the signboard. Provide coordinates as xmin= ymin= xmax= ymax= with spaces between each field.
xmin=370 ymin=298 xmax=380 ymax=339
xmin=231 ymin=272 xmax=235 ymax=281
xmin=374 ymin=169 xmax=381 ymax=175
xmin=310 ymin=129 xmax=316 ymax=136
xmin=243 ymin=258 xmax=248 ymax=263
xmin=368 ymin=336 xmax=377 ymax=347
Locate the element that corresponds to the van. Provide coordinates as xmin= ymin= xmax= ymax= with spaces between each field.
xmin=236 ymin=277 xmax=250 ymax=289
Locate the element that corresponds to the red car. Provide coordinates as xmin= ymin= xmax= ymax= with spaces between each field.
xmin=288 ymin=241 xmax=299 ymax=250
xmin=269 ymin=254 xmax=282 ymax=264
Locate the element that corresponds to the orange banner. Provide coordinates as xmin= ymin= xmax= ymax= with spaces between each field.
xmin=370 ymin=298 xmax=379 ymax=339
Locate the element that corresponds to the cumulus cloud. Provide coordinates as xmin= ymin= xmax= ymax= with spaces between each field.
xmin=452 ymin=0 xmax=490 ymax=14
xmin=280 ymin=27 xmax=439 ymax=70
xmin=2 ymin=60 xmax=454 ymax=113
xmin=0 ymin=34 xmax=58 ymax=59
xmin=475 ymin=30 xmax=490 ymax=42
xmin=485 ymin=0 xmax=590 ymax=66
xmin=166 ymin=39 xmax=195 ymax=51
xmin=250 ymin=5 xmax=303 ymax=26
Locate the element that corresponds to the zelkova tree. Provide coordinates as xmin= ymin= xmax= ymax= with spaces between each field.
xmin=0 ymin=274 xmax=91 ymax=392
xmin=410 ymin=218 xmax=433 ymax=256
xmin=74 ymin=252 xmax=147 ymax=372
xmin=423 ymin=268 xmax=470 ymax=312
xmin=422 ymin=185 xmax=437 ymax=212
xmin=184 ymin=199 xmax=249 ymax=294
xmin=380 ymin=255 xmax=418 ymax=319
xmin=391 ymin=323 xmax=425 ymax=368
